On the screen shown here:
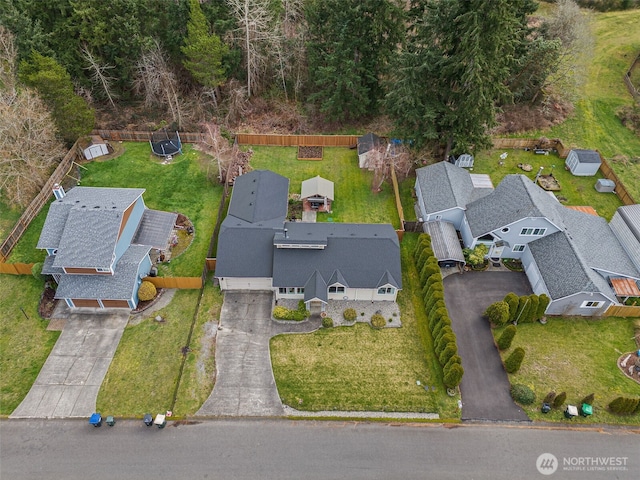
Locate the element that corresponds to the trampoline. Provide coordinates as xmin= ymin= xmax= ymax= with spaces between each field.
xmin=150 ymin=130 xmax=182 ymax=158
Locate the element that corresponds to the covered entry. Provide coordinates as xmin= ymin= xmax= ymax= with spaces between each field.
xmin=423 ymin=221 xmax=465 ymax=268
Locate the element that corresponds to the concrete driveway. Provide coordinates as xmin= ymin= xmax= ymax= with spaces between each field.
xmin=197 ymin=291 xmax=321 ymax=417
xmin=10 ymin=308 xmax=129 ymax=419
xmin=444 ymin=270 xmax=532 ymax=422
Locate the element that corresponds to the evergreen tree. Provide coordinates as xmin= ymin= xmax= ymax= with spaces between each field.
xmin=182 ymin=0 xmax=228 ymax=93
xmin=387 ymin=0 xmax=536 ymax=156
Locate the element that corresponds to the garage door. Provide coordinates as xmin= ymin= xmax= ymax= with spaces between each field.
xmin=525 ymin=262 xmax=544 ymax=294
xmin=223 ymin=277 xmax=272 ymax=290
xmin=102 ymin=300 xmax=130 ymax=308
xmin=71 ymin=299 xmax=100 ymax=308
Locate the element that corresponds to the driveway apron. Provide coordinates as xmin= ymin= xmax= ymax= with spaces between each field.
xmin=197 ymin=291 xmax=321 ymax=417
xmin=444 ymin=271 xmax=532 ymax=422
xmin=10 ymin=310 xmax=129 ymax=419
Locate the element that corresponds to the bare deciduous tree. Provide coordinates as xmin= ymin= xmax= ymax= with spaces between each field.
xmin=226 ymin=0 xmax=282 ymax=97
xmin=133 ymin=40 xmax=183 ymax=128
xmin=0 ymin=25 xmax=17 ymax=95
xmin=81 ymin=45 xmax=118 ymax=109
xmin=367 ymin=142 xmax=413 ymax=193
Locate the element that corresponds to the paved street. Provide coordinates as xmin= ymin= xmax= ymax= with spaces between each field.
xmin=1 ymin=419 xmax=637 ymax=480
xmin=196 ymin=291 xmax=321 ymax=416
xmin=444 ymin=270 xmax=533 ymax=421
xmin=10 ymin=309 xmax=129 ymax=419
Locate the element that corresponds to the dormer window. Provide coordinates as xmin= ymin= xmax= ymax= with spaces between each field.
xmin=378 ymin=287 xmax=395 ymax=295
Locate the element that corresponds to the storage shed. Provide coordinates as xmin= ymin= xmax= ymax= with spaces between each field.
xmin=595 ymin=178 xmax=615 ymax=193
xmin=565 ymin=149 xmax=601 ymax=176
xmin=83 ymin=135 xmax=109 ymax=160
xmin=357 ymin=133 xmax=381 ymax=169
xmin=453 ymin=154 xmax=474 ymax=168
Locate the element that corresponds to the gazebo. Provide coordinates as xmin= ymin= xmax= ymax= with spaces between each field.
xmin=301 ymin=176 xmax=334 ymax=212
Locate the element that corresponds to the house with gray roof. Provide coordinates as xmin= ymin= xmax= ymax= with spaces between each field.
xmin=214 ymin=170 xmax=402 ymax=309
xmin=416 ymin=163 xmax=640 ymax=316
xmin=37 ymin=185 xmax=177 ymax=309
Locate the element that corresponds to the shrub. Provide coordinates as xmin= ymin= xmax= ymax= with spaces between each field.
xmin=420 ymin=260 xmax=440 ymax=285
xmin=543 ymin=391 xmax=557 ymax=404
xmin=414 ymin=233 xmax=432 ymax=257
xmin=496 ymin=325 xmax=517 ymax=350
xmin=273 ymin=301 xmax=309 ymax=321
xmin=463 ymin=244 xmax=488 ymax=267
xmin=431 ymin=309 xmax=450 ymax=334
xmin=416 ymin=249 xmax=436 ymax=274
xmin=526 ymin=295 xmax=539 ymax=323
xmin=444 ymin=354 xmax=462 ymax=372
xmin=511 ymin=384 xmax=536 ymax=405
xmin=273 ymin=306 xmax=290 ymax=319
xmin=504 ymin=292 xmax=520 ymax=322
xmin=439 ymin=342 xmax=458 ymax=366
xmin=443 ymin=363 xmax=464 ymax=388
xmin=608 ymin=397 xmax=640 ymax=415
xmin=137 ymin=281 xmax=157 ymax=301
xmin=484 ymin=301 xmax=510 ymax=326
xmin=31 ymin=262 xmax=44 ymax=280
xmin=343 ymin=308 xmax=357 ymax=321
xmin=581 ymin=393 xmax=595 ymax=406
xmin=425 ymin=293 xmax=444 ymax=315
xmin=436 ymin=332 xmax=456 ymax=355
xmin=322 ymin=317 xmax=334 ymax=328
xmin=537 ymin=294 xmax=550 ymax=319
xmin=505 ymin=347 xmax=525 ymax=373
xmin=553 ymin=391 xmax=567 ymax=409
xmin=423 ymin=282 xmax=443 ymax=302
xmin=371 ymin=314 xmax=386 ymax=328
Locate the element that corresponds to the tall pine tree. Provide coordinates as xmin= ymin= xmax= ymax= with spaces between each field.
xmin=387 ymin=0 xmax=536 ymax=157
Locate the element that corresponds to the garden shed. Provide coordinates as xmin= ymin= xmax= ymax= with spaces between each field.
xmin=301 ymin=175 xmax=334 ymax=212
xmin=565 ymin=149 xmax=601 ymax=176
xmin=453 ymin=154 xmax=474 ymax=168
xmin=83 ymin=135 xmax=109 ymax=160
xmin=357 ymin=132 xmax=381 ymax=169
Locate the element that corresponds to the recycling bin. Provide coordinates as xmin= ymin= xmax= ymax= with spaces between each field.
xmin=154 ymin=414 xmax=166 ymax=429
xmin=541 ymin=403 xmax=551 ymax=414
xmin=580 ymin=403 xmax=593 ymax=417
xmin=143 ymin=413 xmax=153 ymax=426
xmin=106 ymin=415 xmax=116 ymax=426
xmin=89 ymin=413 xmax=102 ymax=427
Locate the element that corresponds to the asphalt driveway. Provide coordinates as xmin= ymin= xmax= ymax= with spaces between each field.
xmin=444 ymin=270 xmax=532 ymax=422
xmin=10 ymin=309 xmax=129 ymax=419
xmin=197 ymin=291 xmax=321 ymax=417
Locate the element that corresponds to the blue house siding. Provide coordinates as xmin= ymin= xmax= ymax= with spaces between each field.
xmin=133 ymin=254 xmax=153 ymax=306
xmin=115 ymin=196 xmax=146 ymax=263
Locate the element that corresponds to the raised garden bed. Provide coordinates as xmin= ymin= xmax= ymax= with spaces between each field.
xmin=297 ymin=146 xmax=323 ymax=160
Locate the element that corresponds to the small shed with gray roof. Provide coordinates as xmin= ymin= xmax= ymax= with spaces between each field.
xmin=357 ymin=133 xmax=382 ymax=169
xmin=301 ymin=175 xmax=334 ymax=212
xmin=565 ymin=149 xmax=601 ymax=176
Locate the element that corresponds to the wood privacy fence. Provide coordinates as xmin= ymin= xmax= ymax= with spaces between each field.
xmin=623 ymin=52 xmax=640 ymax=104
xmin=492 ymin=138 xmax=570 ymax=157
xmin=0 ymin=263 xmax=34 ymax=275
xmin=603 ymin=304 xmax=640 ymax=318
xmin=599 ymin=157 xmax=637 ymax=205
xmin=143 ymin=276 xmax=203 ymax=289
xmin=236 ymin=133 xmax=358 ymax=147
xmin=94 ymin=129 xmax=205 ymax=143
xmin=0 ymin=140 xmax=83 ymax=263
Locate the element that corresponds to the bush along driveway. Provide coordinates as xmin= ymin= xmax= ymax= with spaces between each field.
xmin=444 ymin=270 xmax=532 ymax=422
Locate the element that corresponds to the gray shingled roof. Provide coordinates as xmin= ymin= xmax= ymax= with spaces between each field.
xmin=415 ymin=162 xmax=492 ymax=216
xmin=561 ymin=207 xmax=640 ymax=279
xmin=272 ymin=223 xmax=401 ymax=290
xmin=132 ymin=209 xmax=178 ymax=249
xmin=528 ymin=232 xmax=615 ymax=300
xmin=465 ymin=174 xmax=564 ymax=237
xmin=55 ymin=245 xmax=150 ymax=300
xmin=357 ymin=133 xmax=381 ymax=155
xmin=304 ymin=270 xmax=328 ymax=303
xmin=424 ymin=221 xmax=465 ymax=264
xmin=301 ymin=176 xmax=334 ymax=201
xmin=227 ymin=170 xmax=289 ymax=223
xmin=610 ymin=205 xmax=640 ymax=271
xmin=571 ymin=149 xmax=601 ymax=164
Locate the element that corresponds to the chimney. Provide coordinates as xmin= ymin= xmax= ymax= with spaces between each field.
xmin=284 ymin=228 xmax=288 ymax=239
xmin=52 ymin=184 xmax=66 ymax=200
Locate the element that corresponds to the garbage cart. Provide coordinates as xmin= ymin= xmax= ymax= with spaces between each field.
xmin=89 ymin=413 xmax=102 ymax=427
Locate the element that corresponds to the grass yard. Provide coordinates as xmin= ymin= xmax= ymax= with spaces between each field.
xmin=473 ymin=149 xmax=623 ymax=220
xmin=270 ymin=234 xmax=459 ymax=418
xmin=0 ymin=199 xmax=23 ymax=246
xmin=535 ymin=9 xmax=640 ymax=202
xmin=493 ymin=317 xmax=640 ymax=425
xmin=247 ymin=146 xmax=401 ymax=228
xmin=0 ymin=276 xmax=59 ymax=415
xmin=7 ymin=143 xmax=222 ymax=276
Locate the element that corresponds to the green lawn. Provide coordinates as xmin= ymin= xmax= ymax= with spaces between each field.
xmin=7 ymin=143 xmax=222 ymax=276
xmin=0 ymin=276 xmax=59 ymax=415
xmin=0 ymin=199 xmax=23 ymax=247
xmin=493 ymin=317 xmax=640 ymax=425
xmin=270 ymin=233 xmax=459 ymax=418
xmin=533 ymin=9 xmax=640 ymax=202
xmin=97 ymin=286 xmax=222 ymax=417
xmin=248 ymin=146 xmax=401 ymax=227
xmin=473 ymin=149 xmax=623 ymax=220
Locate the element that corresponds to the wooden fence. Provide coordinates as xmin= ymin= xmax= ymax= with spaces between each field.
xmin=236 ymin=133 xmax=358 ymax=147
xmin=599 ymin=156 xmax=636 ymax=205
xmin=205 ymin=258 xmax=216 ymax=271
xmin=0 ymin=140 xmax=83 ymax=263
xmin=603 ymin=304 xmax=640 ymax=318
xmin=144 ymin=276 xmax=203 ymax=289
xmin=623 ymin=52 xmax=640 ymax=104
xmin=94 ymin=129 xmax=205 ymax=143
xmin=0 ymin=262 xmax=34 ymax=275
xmin=492 ymin=137 xmax=570 ymax=157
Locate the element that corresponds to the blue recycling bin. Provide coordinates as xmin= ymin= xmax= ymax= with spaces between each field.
xmin=89 ymin=413 xmax=102 ymax=427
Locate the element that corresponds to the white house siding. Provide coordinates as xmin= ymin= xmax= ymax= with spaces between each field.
xmin=220 ymin=277 xmax=272 ymax=290
xmin=470 ymin=217 xmax=560 ymax=255
xmin=275 ymin=287 xmax=398 ymax=302
xmin=546 ymin=292 xmax=612 ymax=316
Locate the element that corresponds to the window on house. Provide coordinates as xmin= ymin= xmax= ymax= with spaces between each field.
xmin=96 ymin=267 xmax=110 ymax=273
xmin=581 ymin=301 xmax=603 ymax=308
xmin=296 ymin=288 xmax=304 ymax=294
xmin=520 ymin=227 xmax=546 ymax=236
xmin=279 ymin=287 xmax=287 ymax=294
xmin=329 ymin=286 xmax=345 ymax=293
xmin=378 ymin=287 xmax=395 ymax=295
xmin=288 ymin=287 xmax=296 ymax=294
xmin=512 ymin=244 xmax=526 ymax=252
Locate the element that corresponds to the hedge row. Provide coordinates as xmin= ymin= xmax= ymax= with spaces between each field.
xmin=414 ymin=234 xmax=463 ymax=389
xmin=486 ymin=292 xmax=551 ymax=327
